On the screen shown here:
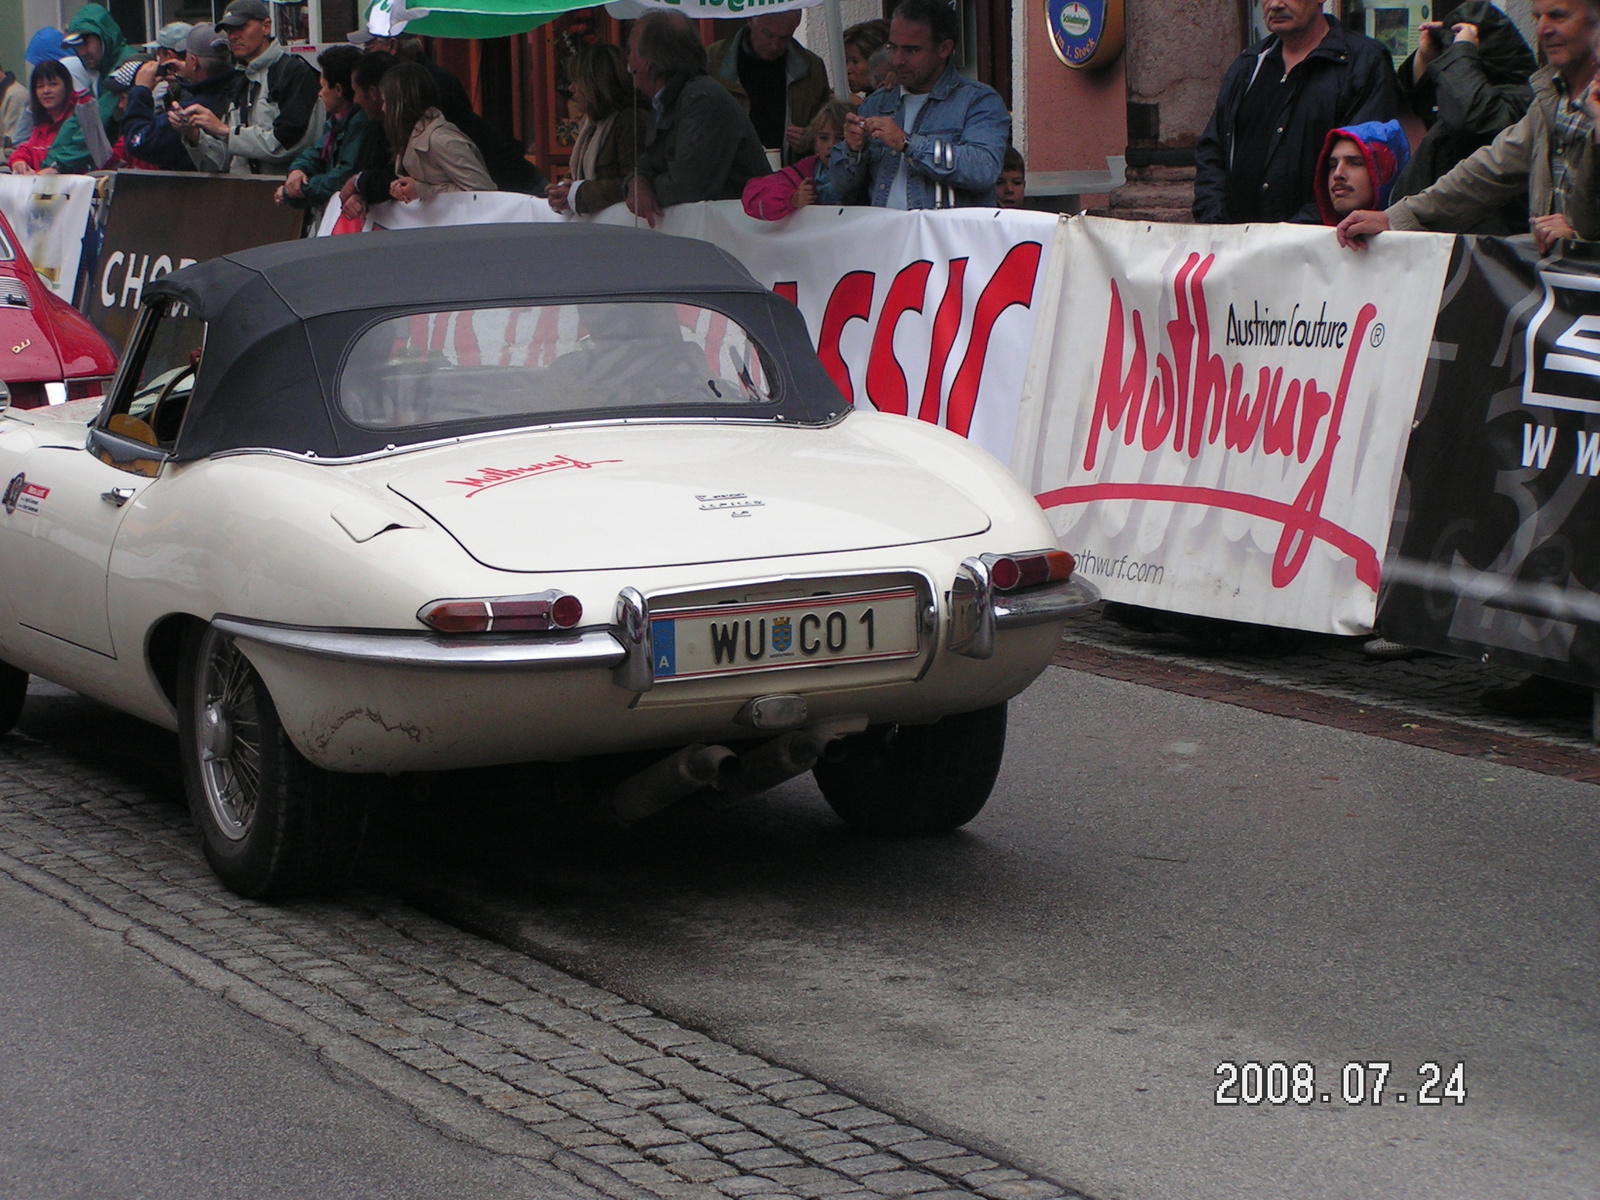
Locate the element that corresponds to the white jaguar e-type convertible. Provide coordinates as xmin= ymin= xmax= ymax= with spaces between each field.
xmin=0 ymin=224 xmax=1094 ymax=898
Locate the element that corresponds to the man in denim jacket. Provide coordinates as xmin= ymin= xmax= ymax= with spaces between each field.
xmin=826 ymin=0 xmax=1009 ymax=208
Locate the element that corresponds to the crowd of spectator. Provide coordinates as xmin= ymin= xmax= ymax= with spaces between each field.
xmin=0 ymin=0 xmax=1023 ymax=222
xmin=1184 ymin=0 xmax=1600 ymax=714
xmin=1193 ymin=0 xmax=1600 ymax=268
xmin=7 ymin=0 xmax=1600 ymax=245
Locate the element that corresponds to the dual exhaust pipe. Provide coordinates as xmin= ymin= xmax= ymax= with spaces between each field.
xmin=603 ymin=716 xmax=869 ymax=827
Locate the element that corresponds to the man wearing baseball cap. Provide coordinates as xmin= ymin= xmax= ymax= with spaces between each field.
xmin=121 ymin=24 xmax=240 ymax=171
xmin=40 ymin=3 xmax=139 ymax=171
xmin=181 ymin=0 xmax=322 ymax=174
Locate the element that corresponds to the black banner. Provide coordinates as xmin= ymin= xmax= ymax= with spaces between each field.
xmin=1380 ymin=236 xmax=1600 ymax=686
xmin=87 ymin=171 xmax=304 ymax=349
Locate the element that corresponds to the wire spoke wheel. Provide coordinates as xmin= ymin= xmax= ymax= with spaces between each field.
xmin=179 ymin=622 xmax=373 ymax=898
xmin=196 ymin=627 xmax=264 ymax=840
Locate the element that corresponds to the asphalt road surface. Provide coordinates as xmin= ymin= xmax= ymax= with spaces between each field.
xmin=0 ymin=868 xmax=584 ymax=1200
xmin=370 ymin=668 xmax=1600 ymax=1200
xmin=7 ymin=667 xmax=1598 ymax=1200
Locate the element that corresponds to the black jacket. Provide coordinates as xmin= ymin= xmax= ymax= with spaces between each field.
xmin=633 ymin=72 xmax=770 ymax=206
xmin=1389 ymin=1 xmax=1534 ymax=234
xmin=1193 ymin=17 xmax=1400 ymax=223
xmin=121 ymin=68 xmax=239 ymax=172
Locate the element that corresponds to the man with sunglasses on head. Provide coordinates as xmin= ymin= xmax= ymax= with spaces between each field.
xmin=828 ymin=0 xmax=1009 ymax=208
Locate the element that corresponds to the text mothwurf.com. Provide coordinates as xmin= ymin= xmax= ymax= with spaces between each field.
xmin=1075 ymin=549 xmax=1165 ymax=586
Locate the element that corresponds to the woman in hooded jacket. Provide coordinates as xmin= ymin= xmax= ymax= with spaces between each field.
xmin=1389 ymin=1 xmax=1536 ymax=234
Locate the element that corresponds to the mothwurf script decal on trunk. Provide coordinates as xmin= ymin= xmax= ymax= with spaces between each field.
xmin=1013 ymin=218 xmax=1453 ymax=635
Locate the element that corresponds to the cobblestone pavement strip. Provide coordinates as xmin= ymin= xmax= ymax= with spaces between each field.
xmin=0 ymin=730 xmax=1082 ymax=1200
xmin=1056 ymin=611 xmax=1600 ymax=780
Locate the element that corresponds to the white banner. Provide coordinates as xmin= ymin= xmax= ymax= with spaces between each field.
xmin=320 ymin=196 xmax=1058 ymax=465
xmin=1013 ymin=216 xmax=1454 ymax=635
xmin=655 ymin=204 xmax=1059 ymax=465
xmin=315 ymin=190 xmax=559 ymax=234
xmin=0 ymin=174 xmax=99 ymax=300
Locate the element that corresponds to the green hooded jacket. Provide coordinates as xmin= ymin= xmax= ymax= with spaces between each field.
xmin=43 ymin=4 xmax=139 ymax=172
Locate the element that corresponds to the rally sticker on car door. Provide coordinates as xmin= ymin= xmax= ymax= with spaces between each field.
xmin=651 ymin=587 xmax=921 ymax=681
xmin=2 ymin=473 xmax=47 ymax=516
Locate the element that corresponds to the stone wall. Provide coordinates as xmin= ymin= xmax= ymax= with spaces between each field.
xmin=1125 ymin=0 xmax=1243 ymax=151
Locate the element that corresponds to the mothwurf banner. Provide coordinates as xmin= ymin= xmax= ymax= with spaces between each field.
xmin=1014 ymin=217 xmax=1454 ymax=636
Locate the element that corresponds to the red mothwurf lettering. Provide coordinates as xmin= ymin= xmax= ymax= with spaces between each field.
xmin=1045 ymin=252 xmax=1381 ymax=591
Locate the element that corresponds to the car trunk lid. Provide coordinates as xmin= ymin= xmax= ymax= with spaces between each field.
xmin=382 ymin=424 xmax=989 ymax=571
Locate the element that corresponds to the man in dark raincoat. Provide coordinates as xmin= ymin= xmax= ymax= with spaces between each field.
xmin=1389 ymin=1 xmax=1537 ymax=234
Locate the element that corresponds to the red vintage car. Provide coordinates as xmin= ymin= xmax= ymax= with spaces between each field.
xmin=0 ymin=208 xmax=117 ymax=409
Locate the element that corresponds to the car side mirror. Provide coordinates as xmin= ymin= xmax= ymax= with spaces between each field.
xmin=87 ymin=423 xmax=169 ymax=478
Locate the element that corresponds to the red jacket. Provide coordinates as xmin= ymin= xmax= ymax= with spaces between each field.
xmin=8 ymin=108 xmax=71 ymax=172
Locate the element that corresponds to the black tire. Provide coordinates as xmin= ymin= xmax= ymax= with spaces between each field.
xmin=178 ymin=623 xmax=372 ymax=899
xmin=0 ymin=660 xmax=26 ymax=736
xmin=812 ymin=703 xmax=1008 ymax=836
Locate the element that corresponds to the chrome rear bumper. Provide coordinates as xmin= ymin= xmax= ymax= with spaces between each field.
xmin=213 ymin=571 xmax=1098 ymax=680
xmin=212 ymin=616 xmax=626 ymax=672
xmin=995 ymin=576 xmax=1101 ymax=628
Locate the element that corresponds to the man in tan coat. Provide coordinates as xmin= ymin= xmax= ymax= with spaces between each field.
xmin=1337 ymin=0 xmax=1600 ymax=253
xmin=707 ymin=12 xmax=831 ymax=164
xmin=0 ymin=62 xmax=24 ymax=154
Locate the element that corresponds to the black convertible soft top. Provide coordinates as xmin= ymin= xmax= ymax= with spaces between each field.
xmin=143 ymin=223 xmax=847 ymax=461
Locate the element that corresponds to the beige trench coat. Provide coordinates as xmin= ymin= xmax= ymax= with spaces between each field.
xmin=1387 ymin=65 xmax=1600 ymax=239
xmin=399 ymin=109 xmax=495 ymax=199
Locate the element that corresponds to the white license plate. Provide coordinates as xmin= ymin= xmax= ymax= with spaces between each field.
xmin=651 ymin=587 xmax=922 ymax=681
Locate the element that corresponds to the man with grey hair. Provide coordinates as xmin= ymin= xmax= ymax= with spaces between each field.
xmin=181 ymin=0 xmax=322 ymax=174
xmin=1338 ymin=0 xmax=1600 ymax=255
xmin=624 ymin=9 xmax=770 ymax=226
xmin=706 ymin=11 xmax=831 ymax=162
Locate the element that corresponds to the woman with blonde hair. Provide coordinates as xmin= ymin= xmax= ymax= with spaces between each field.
xmin=382 ymin=62 xmax=493 ymax=202
xmin=547 ymin=43 xmax=652 ymax=216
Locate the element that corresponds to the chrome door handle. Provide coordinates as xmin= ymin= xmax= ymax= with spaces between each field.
xmin=101 ymin=487 xmax=136 ymax=507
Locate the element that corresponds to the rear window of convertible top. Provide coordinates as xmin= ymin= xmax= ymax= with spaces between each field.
xmin=338 ymin=301 xmax=775 ymax=431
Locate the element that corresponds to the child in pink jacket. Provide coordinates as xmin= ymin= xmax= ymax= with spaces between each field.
xmin=742 ymin=101 xmax=850 ymax=221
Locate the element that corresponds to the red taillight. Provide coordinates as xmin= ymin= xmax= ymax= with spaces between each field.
xmin=551 ymin=593 xmax=583 ymax=629
xmin=987 ymin=550 xmax=1075 ymax=592
xmin=419 ymin=591 xmax=583 ymax=633
xmin=423 ymin=600 xmax=494 ymax=633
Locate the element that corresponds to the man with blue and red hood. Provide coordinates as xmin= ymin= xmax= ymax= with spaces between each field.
xmin=1314 ymin=119 xmax=1411 ymax=224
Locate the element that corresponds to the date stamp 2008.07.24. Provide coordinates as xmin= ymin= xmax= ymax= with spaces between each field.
xmin=1214 ymin=1061 xmax=1467 ymax=1107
